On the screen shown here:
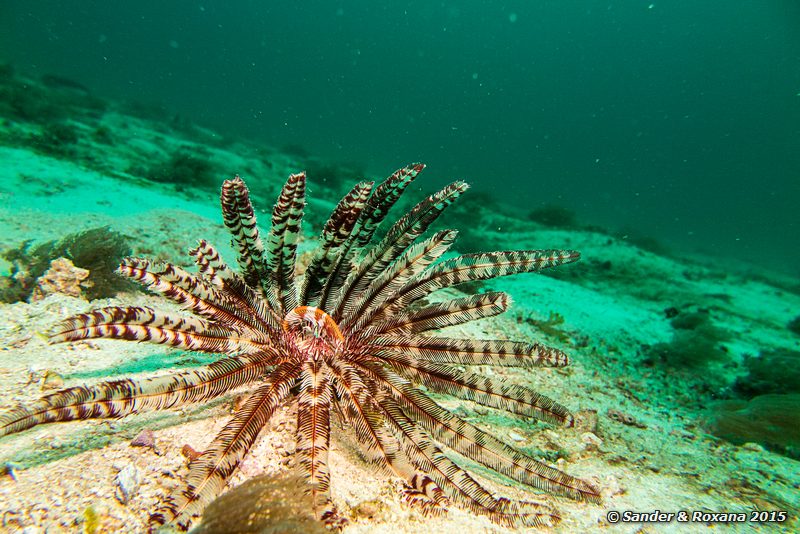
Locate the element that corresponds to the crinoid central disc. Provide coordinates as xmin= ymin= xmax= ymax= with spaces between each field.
xmin=282 ymin=306 xmax=343 ymax=360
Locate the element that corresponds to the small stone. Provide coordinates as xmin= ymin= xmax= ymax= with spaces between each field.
xmin=509 ymin=431 xmax=526 ymax=442
xmin=607 ymin=408 xmax=647 ymax=429
xmin=451 ymin=406 xmax=469 ymax=417
xmin=352 ymin=499 xmax=384 ymax=520
xmin=130 ymin=429 xmax=155 ymax=449
xmin=40 ymin=370 xmax=65 ymax=390
xmin=604 ymin=474 xmax=626 ymax=497
xmin=741 ymin=442 xmax=766 ymax=453
xmin=542 ymin=429 xmax=563 ymax=450
xmin=580 ymin=432 xmax=603 ymax=451
xmin=2 ymin=509 xmax=21 ymax=529
xmin=271 ymin=420 xmax=286 ymax=432
xmin=114 ymin=463 xmax=141 ymax=504
xmin=573 ymin=409 xmax=599 ymax=434
xmin=8 ymin=334 xmax=31 ymax=349
xmin=230 ymin=393 xmax=246 ymax=414
xmin=2 ymin=462 xmax=19 ymax=481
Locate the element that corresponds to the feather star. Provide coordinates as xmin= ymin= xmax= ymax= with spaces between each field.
xmin=0 ymin=163 xmax=600 ymax=530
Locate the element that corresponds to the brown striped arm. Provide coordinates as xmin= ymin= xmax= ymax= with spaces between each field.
xmin=318 ymin=163 xmax=423 ymax=310
xmin=188 ymin=240 xmax=283 ymax=333
xmin=368 ymin=336 xmax=570 ymax=368
xmin=399 ymin=472 xmax=450 ymax=517
xmin=341 ymin=230 xmax=457 ymax=332
xmin=329 ymin=359 xmax=450 ymax=515
xmin=50 ymin=306 xmax=269 ymax=355
xmin=265 ymin=172 xmax=305 ymax=314
xmin=190 ymin=239 xmax=238 ymax=289
xmin=361 ymin=362 xmax=601 ymax=504
xmin=367 ymin=291 xmax=510 ymax=337
xmin=383 ymin=358 xmax=573 ymax=426
xmin=220 ymin=176 xmax=268 ymax=290
xmin=368 ymin=250 xmax=581 ymax=327
xmin=118 ymin=257 xmax=273 ymax=336
xmin=295 ymin=360 xmax=338 ymax=524
xmin=360 ymin=371 xmax=562 ymax=528
xmin=300 ymin=180 xmax=373 ymax=307
xmin=0 ymin=354 xmax=277 ymax=438
xmin=151 ymin=360 xmax=302 ymax=529
xmin=350 ymin=163 xmax=425 ymax=249
xmin=331 ymin=181 xmax=467 ymax=318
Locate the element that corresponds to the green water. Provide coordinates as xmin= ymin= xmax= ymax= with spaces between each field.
xmin=2 ymin=1 xmax=798 ymax=274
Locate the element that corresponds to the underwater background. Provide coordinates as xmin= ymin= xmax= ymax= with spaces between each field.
xmin=0 ymin=1 xmax=798 ymax=533
xmin=2 ymin=0 xmax=799 ymax=275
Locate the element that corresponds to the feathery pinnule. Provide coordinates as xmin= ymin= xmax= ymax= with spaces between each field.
xmin=360 ymin=371 xmax=563 ymax=527
xmin=362 ymin=249 xmax=581 ymax=329
xmin=352 ymin=163 xmax=425 ymax=249
xmin=363 ymin=363 xmax=599 ymax=502
xmin=317 ymin=163 xmax=423 ymax=310
xmin=0 ymin=163 xmax=599 ymax=531
xmin=220 ymin=175 xmax=268 ymax=290
xmin=370 ymin=336 xmax=571 ymax=367
xmin=332 ymin=181 xmax=468 ymax=318
xmin=265 ymin=171 xmax=305 ymax=313
xmin=384 ymin=359 xmax=573 ymax=425
xmin=152 ymin=361 xmax=302 ymax=527
xmin=300 ymin=180 xmax=373 ymax=307
xmin=373 ymin=291 xmax=509 ymax=336
xmin=296 ymin=360 xmax=336 ymax=521
xmin=118 ymin=257 xmax=262 ymax=334
xmin=342 ymin=229 xmax=457 ymax=332
xmin=0 ymin=354 xmax=275 ymax=438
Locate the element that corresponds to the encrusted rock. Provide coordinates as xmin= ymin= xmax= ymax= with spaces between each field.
xmin=607 ymin=408 xmax=647 ymax=429
xmin=130 ymin=429 xmax=155 ymax=449
xmin=190 ymin=471 xmax=327 ymax=534
xmin=741 ymin=442 xmax=766 ymax=453
xmin=229 ymin=393 xmax=246 ymax=414
xmin=31 ymin=257 xmax=92 ymax=301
